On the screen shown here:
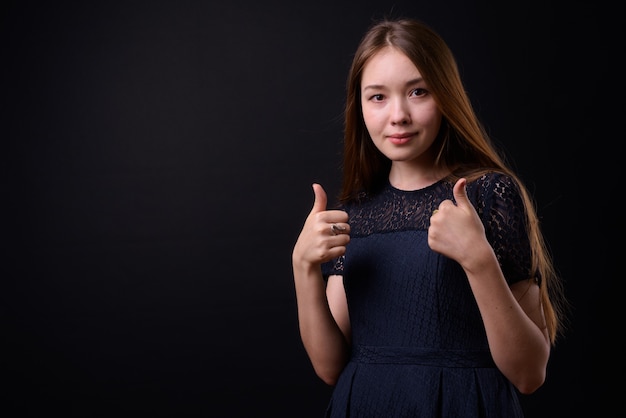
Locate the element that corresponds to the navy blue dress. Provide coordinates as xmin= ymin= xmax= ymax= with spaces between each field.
xmin=321 ymin=172 xmax=532 ymax=417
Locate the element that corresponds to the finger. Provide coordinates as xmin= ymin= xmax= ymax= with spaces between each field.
xmin=310 ymin=183 xmax=327 ymax=214
xmin=330 ymin=223 xmax=348 ymax=235
xmin=452 ymin=178 xmax=469 ymax=208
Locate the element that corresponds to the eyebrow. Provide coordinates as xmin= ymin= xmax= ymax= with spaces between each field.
xmin=362 ymin=77 xmax=424 ymax=91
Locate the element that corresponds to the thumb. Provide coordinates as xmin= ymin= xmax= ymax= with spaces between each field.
xmin=310 ymin=183 xmax=328 ymax=214
xmin=452 ymin=178 xmax=470 ymax=208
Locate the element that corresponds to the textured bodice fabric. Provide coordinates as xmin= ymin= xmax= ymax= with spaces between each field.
xmin=321 ymin=172 xmax=532 ymax=417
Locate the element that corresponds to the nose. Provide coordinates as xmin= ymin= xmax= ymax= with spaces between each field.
xmin=390 ymin=98 xmax=411 ymax=125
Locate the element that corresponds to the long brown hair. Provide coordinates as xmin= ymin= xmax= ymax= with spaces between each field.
xmin=340 ymin=18 xmax=567 ymax=345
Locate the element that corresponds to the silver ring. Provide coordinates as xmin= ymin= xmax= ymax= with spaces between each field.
xmin=331 ymin=224 xmax=346 ymax=235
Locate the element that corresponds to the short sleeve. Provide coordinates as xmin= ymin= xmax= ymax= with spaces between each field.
xmin=470 ymin=173 xmax=534 ymax=285
xmin=321 ymin=255 xmax=344 ymax=281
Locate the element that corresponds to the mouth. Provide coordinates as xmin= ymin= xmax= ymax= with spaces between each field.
xmin=387 ymin=132 xmax=415 ymax=145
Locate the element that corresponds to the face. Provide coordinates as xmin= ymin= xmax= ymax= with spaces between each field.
xmin=360 ymin=47 xmax=442 ymax=166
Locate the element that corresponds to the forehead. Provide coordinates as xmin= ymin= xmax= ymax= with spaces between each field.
xmin=361 ymin=47 xmax=421 ymax=83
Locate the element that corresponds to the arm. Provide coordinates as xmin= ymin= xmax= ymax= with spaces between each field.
xmin=461 ymin=246 xmax=549 ymax=394
xmin=428 ymin=178 xmax=550 ymax=394
xmin=292 ymin=184 xmax=351 ymax=385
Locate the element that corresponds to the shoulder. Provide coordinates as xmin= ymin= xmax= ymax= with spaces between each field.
xmin=465 ymin=171 xmax=525 ymax=218
xmin=469 ymin=171 xmax=519 ymax=191
xmin=468 ymin=171 xmax=522 ymax=201
xmin=340 ymin=184 xmax=386 ymax=211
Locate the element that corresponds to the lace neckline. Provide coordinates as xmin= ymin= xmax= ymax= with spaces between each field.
xmin=386 ymin=177 xmax=450 ymax=194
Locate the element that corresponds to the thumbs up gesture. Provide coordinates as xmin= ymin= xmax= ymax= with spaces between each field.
xmin=292 ymin=183 xmax=350 ymax=268
xmin=428 ymin=178 xmax=488 ymax=267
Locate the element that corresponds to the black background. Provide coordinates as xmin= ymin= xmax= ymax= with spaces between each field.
xmin=2 ymin=1 xmax=621 ymax=416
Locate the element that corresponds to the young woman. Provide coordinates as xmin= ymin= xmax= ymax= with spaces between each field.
xmin=292 ymin=18 xmax=567 ymax=417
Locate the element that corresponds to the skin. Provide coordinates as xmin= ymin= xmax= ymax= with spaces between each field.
xmin=292 ymin=47 xmax=550 ymax=394
xmin=360 ymin=47 xmax=444 ymax=189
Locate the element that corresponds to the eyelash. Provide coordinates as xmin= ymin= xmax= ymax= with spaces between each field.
xmin=369 ymin=88 xmax=427 ymax=101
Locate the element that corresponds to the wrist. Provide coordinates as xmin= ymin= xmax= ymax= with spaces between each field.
xmin=293 ymin=259 xmax=321 ymax=277
xmin=461 ymin=240 xmax=498 ymax=276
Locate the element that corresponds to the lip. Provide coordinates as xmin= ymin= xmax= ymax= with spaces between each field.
xmin=387 ymin=132 xmax=415 ymax=145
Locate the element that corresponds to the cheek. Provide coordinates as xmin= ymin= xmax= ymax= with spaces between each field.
xmin=362 ymin=107 xmax=383 ymax=134
xmin=414 ymin=105 xmax=442 ymax=129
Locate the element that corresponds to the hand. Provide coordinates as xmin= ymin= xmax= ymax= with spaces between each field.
xmin=428 ymin=178 xmax=488 ymax=268
xmin=292 ymin=183 xmax=350 ymax=267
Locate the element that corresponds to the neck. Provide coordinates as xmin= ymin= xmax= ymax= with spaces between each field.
xmin=388 ymin=162 xmax=449 ymax=191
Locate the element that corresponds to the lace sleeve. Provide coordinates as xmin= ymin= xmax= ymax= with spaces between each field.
xmin=321 ymin=256 xmax=344 ymax=281
xmin=471 ymin=173 xmax=533 ymax=285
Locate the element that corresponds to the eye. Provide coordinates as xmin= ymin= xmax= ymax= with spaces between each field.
xmin=369 ymin=94 xmax=385 ymax=102
xmin=410 ymin=88 xmax=428 ymax=97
